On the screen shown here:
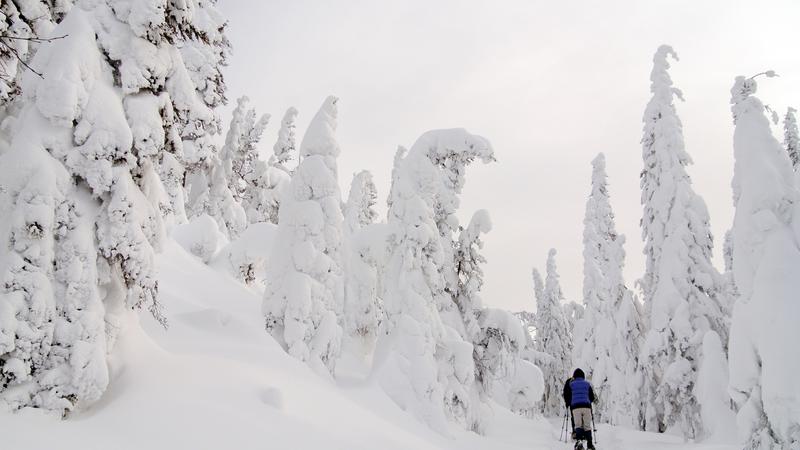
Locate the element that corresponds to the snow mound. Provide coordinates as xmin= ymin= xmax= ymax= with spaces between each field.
xmin=173 ymin=214 xmax=227 ymax=263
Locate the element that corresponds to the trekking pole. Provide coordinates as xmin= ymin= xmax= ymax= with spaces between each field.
xmin=591 ymin=408 xmax=598 ymax=445
xmin=560 ymin=409 xmax=567 ymax=442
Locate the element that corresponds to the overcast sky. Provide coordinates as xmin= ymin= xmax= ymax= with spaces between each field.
xmin=219 ymin=0 xmax=800 ymax=313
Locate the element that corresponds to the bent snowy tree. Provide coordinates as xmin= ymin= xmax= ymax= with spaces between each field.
xmin=375 ymin=128 xmax=495 ymax=434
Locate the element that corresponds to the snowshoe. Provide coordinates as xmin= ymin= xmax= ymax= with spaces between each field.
xmin=574 ymin=442 xmax=584 ymax=450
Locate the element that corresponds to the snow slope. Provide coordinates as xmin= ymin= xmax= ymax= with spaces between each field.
xmin=0 ymin=240 xmax=741 ymax=450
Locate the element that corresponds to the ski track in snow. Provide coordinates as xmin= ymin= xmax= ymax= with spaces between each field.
xmin=0 ymin=242 xmax=741 ymax=449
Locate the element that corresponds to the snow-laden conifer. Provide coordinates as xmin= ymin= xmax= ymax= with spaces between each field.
xmin=638 ymin=45 xmax=729 ymax=436
xmin=272 ymin=106 xmax=298 ymax=173
xmin=343 ymin=170 xmax=378 ymax=235
xmin=376 ymin=128 xmax=494 ymax=434
xmin=574 ymin=153 xmax=644 ymax=426
xmin=783 ymin=107 xmax=799 ymax=171
xmin=242 ymin=159 xmax=289 ymax=224
xmin=342 ymin=170 xmax=380 ymax=342
xmin=0 ymin=1 xmax=72 ymax=109
xmin=535 ymin=249 xmax=572 ymax=417
xmin=221 ymin=96 xmax=269 ymax=203
xmin=728 ymin=74 xmax=800 ymax=449
xmin=455 ymin=210 xmax=491 ymax=342
xmin=178 ymin=0 xmax=236 ymax=231
xmin=262 ymin=96 xmax=345 ymax=374
xmin=0 ymin=0 xmax=229 ymax=414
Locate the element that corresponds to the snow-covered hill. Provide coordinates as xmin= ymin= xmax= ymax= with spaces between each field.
xmin=0 ymin=240 xmax=739 ymax=450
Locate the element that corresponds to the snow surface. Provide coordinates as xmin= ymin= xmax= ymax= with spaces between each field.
xmin=0 ymin=240 xmax=742 ymax=450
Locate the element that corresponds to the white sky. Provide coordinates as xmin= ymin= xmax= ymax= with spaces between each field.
xmin=219 ymin=0 xmax=800 ymax=313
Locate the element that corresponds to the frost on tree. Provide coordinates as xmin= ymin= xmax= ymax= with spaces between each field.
xmin=573 ymin=153 xmax=644 ymax=427
xmin=177 ymin=0 xmax=238 ymax=235
xmin=244 ymin=159 xmax=289 ymax=224
xmin=534 ymin=249 xmax=573 ymax=417
xmin=240 ymin=106 xmax=296 ymax=225
xmin=728 ymin=74 xmax=800 ymax=449
xmin=0 ymin=1 xmax=72 ymax=110
xmin=342 ymin=170 xmax=380 ymax=341
xmin=783 ymin=107 xmax=800 ymax=172
xmin=0 ymin=0 xmax=226 ymax=414
xmin=375 ymin=128 xmax=494 ymax=434
xmin=638 ymin=45 xmax=729 ymax=437
xmin=455 ymin=210 xmax=491 ymax=343
xmin=262 ymin=96 xmax=345 ymax=375
xmin=272 ymin=106 xmax=299 ymax=174
xmin=221 ymin=96 xmax=269 ymax=204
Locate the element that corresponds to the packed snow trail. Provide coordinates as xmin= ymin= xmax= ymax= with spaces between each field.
xmin=1 ymin=241 xmax=740 ymax=449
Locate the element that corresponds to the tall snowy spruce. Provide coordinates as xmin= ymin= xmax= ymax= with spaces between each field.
xmin=262 ymin=96 xmax=344 ymax=375
xmin=342 ymin=170 xmax=380 ymax=342
xmin=535 ymin=249 xmax=572 ymax=417
xmin=375 ymin=129 xmax=494 ymax=434
xmin=573 ymin=153 xmax=644 ymax=427
xmin=783 ymin=107 xmax=799 ymax=172
xmin=272 ymin=106 xmax=299 ymax=174
xmin=638 ymin=45 xmax=729 ymax=437
xmin=0 ymin=0 xmax=229 ymax=414
xmin=728 ymin=74 xmax=800 ymax=449
xmin=220 ymin=95 xmax=270 ymax=204
xmin=455 ymin=210 xmax=492 ymax=343
xmin=237 ymin=106 xmax=297 ymax=225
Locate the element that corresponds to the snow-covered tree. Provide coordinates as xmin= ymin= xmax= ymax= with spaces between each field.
xmin=535 ymin=249 xmax=573 ymax=417
xmin=237 ymin=106 xmax=297 ymax=225
xmin=179 ymin=0 xmax=234 ymax=229
xmin=221 ymin=95 xmax=269 ymax=203
xmin=531 ymin=267 xmax=545 ymax=308
xmin=342 ymin=170 xmax=380 ymax=342
xmin=574 ymin=153 xmax=644 ymax=427
xmin=201 ymin=154 xmax=247 ymax=238
xmin=783 ymin=107 xmax=799 ymax=171
xmin=473 ymin=308 xmax=526 ymax=396
xmin=638 ymin=45 xmax=729 ymax=437
xmin=375 ymin=128 xmax=494 ymax=434
xmin=272 ymin=106 xmax=298 ymax=173
xmin=455 ymin=210 xmax=491 ymax=342
xmin=242 ymin=159 xmax=289 ymax=224
xmin=562 ymin=300 xmax=584 ymax=335
xmin=728 ymin=73 xmax=800 ymax=449
xmin=262 ymin=96 xmax=345 ymax=374
xmin=343 ymin=170 xmax=378 ymax=236
xmin=0 ymin=1 xmax=72 ymax=110
xmin=0 ymin=0 xmax=228 ymax=414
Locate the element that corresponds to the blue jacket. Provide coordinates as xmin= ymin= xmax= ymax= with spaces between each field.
xmin=563 ymin=377 xmax=595 ymax=409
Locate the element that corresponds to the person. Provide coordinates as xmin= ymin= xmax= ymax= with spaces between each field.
xmin=563 ymin=368 xmax=596 ymax=450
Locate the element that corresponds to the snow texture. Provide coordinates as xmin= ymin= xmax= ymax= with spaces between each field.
xmin=728 ymin=74 xmax=800 ymax=449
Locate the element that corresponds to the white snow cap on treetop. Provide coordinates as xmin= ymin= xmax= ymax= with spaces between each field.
xmin=300 ymin=95 xmax=339 ymax=158
xmin=651 ymin=44 xmax=684 ymax=102
xmin=409 ymin=128 xmax=495 ymax=165
xmin=730 ymin=71 xmax=778 ymax=122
